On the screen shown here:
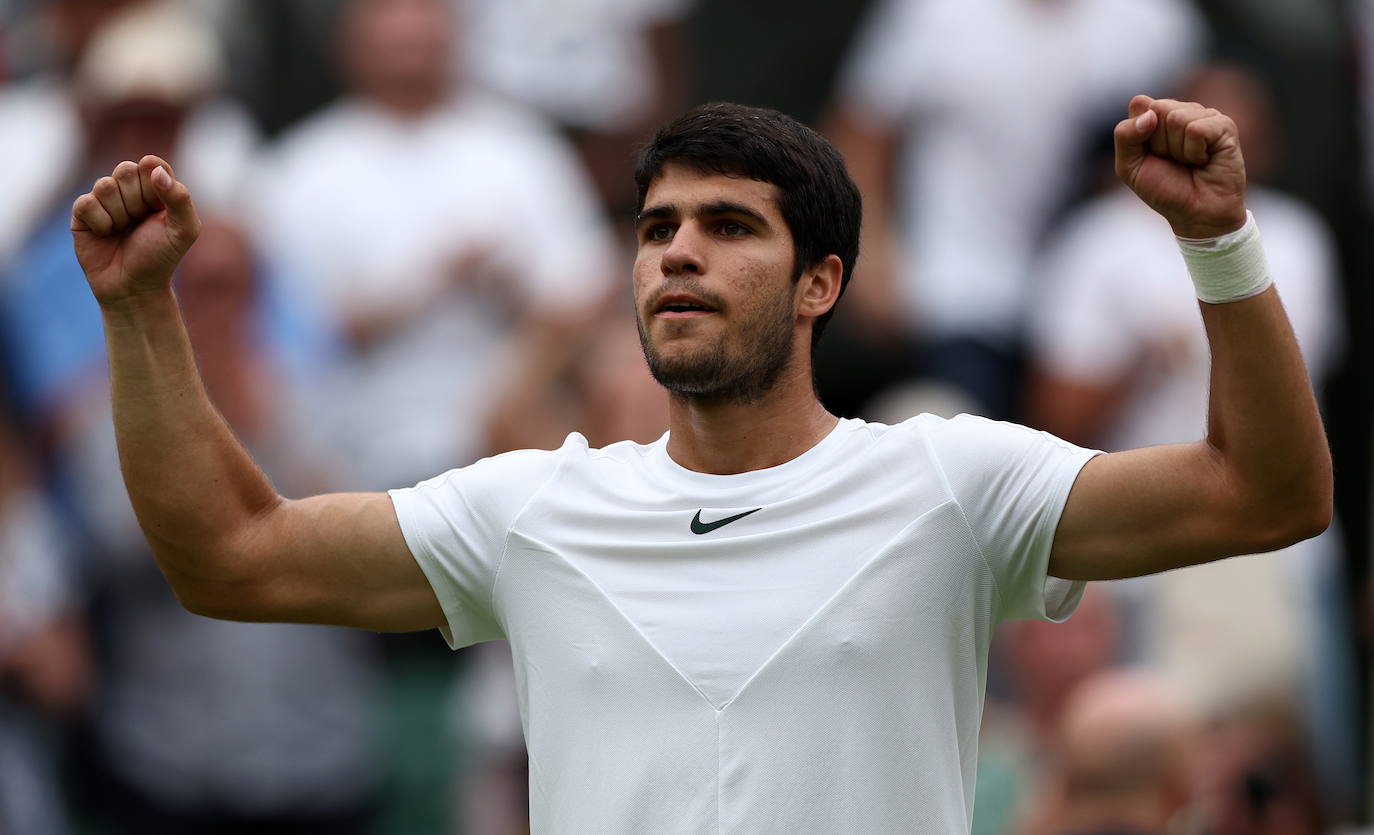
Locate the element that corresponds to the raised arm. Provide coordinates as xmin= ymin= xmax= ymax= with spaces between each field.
xmin=1047 ymin=97 xmax=1332 ymax=580
xmin=72 ymin=156 xmax=443 ymax=630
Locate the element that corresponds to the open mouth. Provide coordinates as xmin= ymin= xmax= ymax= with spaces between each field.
xmin=654 ymin=294 xmax=718 ymax=318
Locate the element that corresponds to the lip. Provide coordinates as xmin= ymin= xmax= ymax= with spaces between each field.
xmin=653 ymin=292 xmax=719 ymax=319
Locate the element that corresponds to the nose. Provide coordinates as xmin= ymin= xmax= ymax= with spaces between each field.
xmin=661 ymin=222 xmax=704 ymax=276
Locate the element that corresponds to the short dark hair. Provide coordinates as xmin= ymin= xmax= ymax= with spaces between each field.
xmin=634 ymin=102 xmax=862 ymax=348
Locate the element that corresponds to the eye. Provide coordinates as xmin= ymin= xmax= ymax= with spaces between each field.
xmin=643 ymin=223 xmax=675 ymax=243
xmin=718 ymin=220 xmax=749 ymax=237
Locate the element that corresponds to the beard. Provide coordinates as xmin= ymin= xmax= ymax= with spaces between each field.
xmin=636 ymin=286 xmax=796 ymax=406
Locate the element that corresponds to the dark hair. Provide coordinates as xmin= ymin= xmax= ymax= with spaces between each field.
xmin=634 ymin=102 xmax=862 ymax=349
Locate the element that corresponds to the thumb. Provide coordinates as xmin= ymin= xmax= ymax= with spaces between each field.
xmin=149 ymin=164 xmax=201 ymax=247
xmin=1114 ymin=95 xmax=1157 ymax=184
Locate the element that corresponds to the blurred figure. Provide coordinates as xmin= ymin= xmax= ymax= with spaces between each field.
xmin=1018 ymin=671 xmax=1200 ymax=835
xmin=0 ymin=0 xmax=255 ymax=449
xmin=254 ymin=0 xmax=617 ymax=489
xmin=1025 ymin=62 xmax=1352 ymax=820
xmin=0 ymin=0 xmax=257 ymax=264
xmin=0 ymin=405 xmax=89 ymax=835
xmin=828 ymin=0 xmax=1202 ymax=417
xmin=57 ymin=220 xmax=382 ymax=834
xmin=458 ymin=0 xmax=689 ymax=213
xmin=1192 ymin=706 xmax=1325 ymax=835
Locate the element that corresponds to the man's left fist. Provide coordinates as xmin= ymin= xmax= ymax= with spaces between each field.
xmin=1114 ymin=95 xmax=1248 ymax=239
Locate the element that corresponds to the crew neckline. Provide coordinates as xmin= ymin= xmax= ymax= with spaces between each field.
xmin=648 ymin=417 xmax=864 ymax=492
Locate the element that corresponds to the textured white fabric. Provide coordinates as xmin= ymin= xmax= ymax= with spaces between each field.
xmin=390 ymin=414 xmax=1097 ymax=832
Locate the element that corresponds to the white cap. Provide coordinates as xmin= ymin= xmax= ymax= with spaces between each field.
xmin=75 ymin=1 xmax=224 ymax=104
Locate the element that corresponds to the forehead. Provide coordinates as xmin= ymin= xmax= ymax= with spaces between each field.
xmin=642 ymin=163 xmax=783 ymax=218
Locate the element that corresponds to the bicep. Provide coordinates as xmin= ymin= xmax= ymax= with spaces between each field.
xmin=217 ymin=491 xmax=444 ymax=632
xmin=1048 ymin=442 xmax=1257 ymax=581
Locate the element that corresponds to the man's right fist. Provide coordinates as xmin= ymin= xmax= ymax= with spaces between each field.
xmin=71 ymin=155 xmax=201 ymax=307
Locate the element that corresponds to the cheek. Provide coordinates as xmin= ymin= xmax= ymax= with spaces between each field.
xmin=630 ymin=255 xmax=654 ymax=299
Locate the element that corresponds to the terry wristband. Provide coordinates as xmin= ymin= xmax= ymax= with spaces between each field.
xmin=1175 ymin=210 xmax=1273 ymax=304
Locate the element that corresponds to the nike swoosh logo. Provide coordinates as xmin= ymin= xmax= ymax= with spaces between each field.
xmin=690 ymin=507 xmax=762 ymax=534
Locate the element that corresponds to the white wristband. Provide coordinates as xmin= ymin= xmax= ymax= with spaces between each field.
xmin=1175 ymin=210 xmax=1273 ymax=304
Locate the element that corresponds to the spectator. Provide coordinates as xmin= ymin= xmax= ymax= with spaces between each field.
xmin=0 ymin=0 xmax=265 ymax=442
xmin=1017 ymin=671 xmax=1200 ymax=835
xmin=458 ymin=0 xmax=690 ymax=213
xmin=0 ymin=406 xmax=88 ymax=835
xmin=0 ymin=0 xmax=258 ymax=266
xmin=253 ymin=0 xmax=617 ymax=489
xmin=828 ymin=0 xmax=1202 ymax=417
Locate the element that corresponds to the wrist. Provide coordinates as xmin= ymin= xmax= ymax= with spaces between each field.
xmin=1169 ymin=210 xmax=1248 ymax=241
xmin=1175 ymin=210 xmax=1272 ymax=304
xmin=98 ymin=285 xmax=180 ymax=325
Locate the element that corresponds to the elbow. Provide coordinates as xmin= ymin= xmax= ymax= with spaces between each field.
xmin=173 ymin=580 xmax=279 ymax=623
xmin=1244 ymin=478 xmax=1332 ymax=553
xmin=169 ymin=579 xmax=252 ymax=621
xmin=157 ymin=546 xmax=277 ymax=623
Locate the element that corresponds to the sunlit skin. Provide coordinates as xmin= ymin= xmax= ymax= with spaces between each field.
xmin=632 ymin=163 xmax=843 ymax=475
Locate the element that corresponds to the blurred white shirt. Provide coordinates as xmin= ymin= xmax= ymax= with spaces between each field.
xmin=457 ymin=0 xmax=689 ymax=131
xmin=839 ymin=0 xmax=1202 ymax=342
xmin=255 ymin=93 xmax=616 ymax=486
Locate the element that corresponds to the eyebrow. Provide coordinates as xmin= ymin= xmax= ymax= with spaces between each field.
xmin=635 ymin=200 xmax=772 ymax=230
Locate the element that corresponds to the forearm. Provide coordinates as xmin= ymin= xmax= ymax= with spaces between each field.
xmin=1199 ymin=285 xmax=1332 ymax=538
xmin=101 ymin=287 xmax=282 ymax=591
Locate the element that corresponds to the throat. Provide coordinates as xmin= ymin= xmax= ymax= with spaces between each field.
xmin=665 ymin=383 xmax=839 ymax=475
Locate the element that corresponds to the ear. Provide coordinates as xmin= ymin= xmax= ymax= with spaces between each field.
xmin=796 ymin=254 xmax=844 ymax=319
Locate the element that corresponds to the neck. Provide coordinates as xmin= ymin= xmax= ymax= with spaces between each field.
xmin=367 ymin=83 xmax=445 ymax=119
xmin=664 ymin=360 xmax=838 ymax=475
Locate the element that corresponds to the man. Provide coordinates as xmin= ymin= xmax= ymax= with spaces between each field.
xmin=69 ymin=98 xmax=1330 ymax=832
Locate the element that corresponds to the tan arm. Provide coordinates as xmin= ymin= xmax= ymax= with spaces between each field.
xmin=1048 ymin=98 xmax=1331 ymax=580
xmin=75 ymin=156 xmax=443 ymax=630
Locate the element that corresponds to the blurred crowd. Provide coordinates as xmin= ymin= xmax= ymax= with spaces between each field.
xmin=0 ymin=0 xmax=1368 ymax=833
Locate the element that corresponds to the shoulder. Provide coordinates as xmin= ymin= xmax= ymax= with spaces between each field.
xmin=902 ymin=413 xmax=1090 ymax=475
xmin=265 ymin=101 xmax=375 ymax=174
xmin=410 ymin=432 xmax=595 ymax=491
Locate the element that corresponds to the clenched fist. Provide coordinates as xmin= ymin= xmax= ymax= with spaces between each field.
xmin=1114 ymin=95 xmax=1248 ymax=240
xmin=71 ymin=155 xmax=202 ymax=307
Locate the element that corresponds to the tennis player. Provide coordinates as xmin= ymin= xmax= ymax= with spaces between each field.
xmin=70 ymin=97 xmax=1330 ymax=832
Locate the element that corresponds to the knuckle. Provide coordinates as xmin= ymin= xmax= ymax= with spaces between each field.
xmin=93 ymin=177 xmax=119 ymax=196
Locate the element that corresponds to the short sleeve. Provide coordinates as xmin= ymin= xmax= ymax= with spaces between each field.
xmin=388 ymin=440 xmax=573 ymax=648
xmin=921 ymin=414 xmax=1100 ymax=623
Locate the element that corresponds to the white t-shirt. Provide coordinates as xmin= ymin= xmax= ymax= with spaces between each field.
xmin=390 ymin=414 xmax=1097 ymax=833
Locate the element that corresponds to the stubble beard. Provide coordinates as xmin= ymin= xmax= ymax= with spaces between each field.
xmin=637 ymin=292 xmax=796 ymax=407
